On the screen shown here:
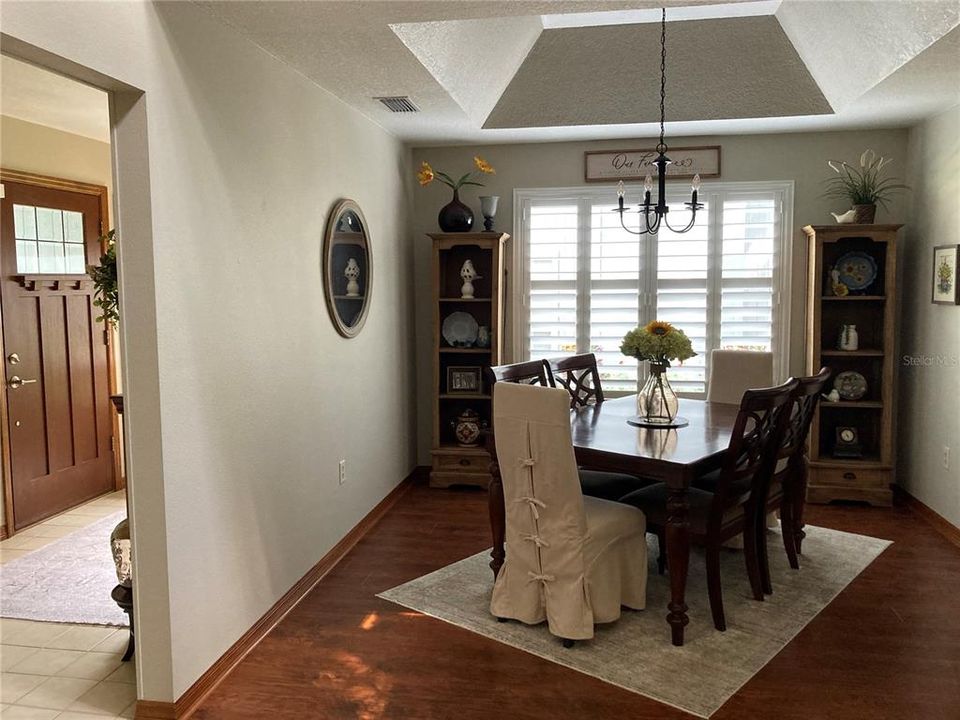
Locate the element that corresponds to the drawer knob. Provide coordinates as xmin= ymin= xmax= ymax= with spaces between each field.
xmin=459 ymin=458 xmax=470 ymax=466
xmin=843 ymin=472 xmax=856 ymax=480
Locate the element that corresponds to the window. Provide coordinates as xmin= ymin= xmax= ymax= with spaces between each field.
xmin=13 ymin=204 xmax=87 ymax=274
xmin=516 ymin=182 xmax=792 ymax=396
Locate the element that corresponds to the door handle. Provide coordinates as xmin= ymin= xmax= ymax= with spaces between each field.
xmin=7 ymin=376 xmax=37 ymax=390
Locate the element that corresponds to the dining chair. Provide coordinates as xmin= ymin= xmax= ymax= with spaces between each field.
xmin=489 ymin=382 xmax=648 ymax=646
xmin=488 ymin=360 xmax=646 ymax=503
xmin=706 ymin=350 xmax=773 ymax=405
xmin=757 ymin=367 xmax=832 ymax=593
xmin=619 ymin=378 xmax=797 ymax=631
xmin=488 ymin=360 xmax=552 ymax=386
xmin=545 ymin=353 xmax=605 ymax=408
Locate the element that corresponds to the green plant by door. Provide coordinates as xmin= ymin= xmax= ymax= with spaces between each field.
xmin=89 ymin=229 xmax=119 ymax=325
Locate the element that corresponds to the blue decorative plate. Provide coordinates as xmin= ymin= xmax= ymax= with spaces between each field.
xmin=835 ymin=251 xmax=878 ymax=291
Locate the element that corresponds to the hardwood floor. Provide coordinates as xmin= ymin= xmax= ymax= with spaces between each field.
xmin=192 ymin=483 xmax=960 ymax=720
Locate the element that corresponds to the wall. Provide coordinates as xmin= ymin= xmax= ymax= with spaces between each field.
xmin=901 ymin=105 xmax=960 ymax=527
xmin=0 ymin=116 xmax=116 ymax=528
xmin=1 ymin=0 xmax=416 ymax=702
xmin=411 ymin=130 xmax=910 ymax=463
xmin=1 ymin=115 xmax=113 ymax=196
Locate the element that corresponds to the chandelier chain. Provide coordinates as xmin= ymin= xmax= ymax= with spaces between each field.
xmin=657 ymin=7 xmax=667 ymax=154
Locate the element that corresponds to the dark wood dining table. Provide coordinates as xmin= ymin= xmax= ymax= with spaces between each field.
xmin=487 ymin=395 xmax=740 ymax=647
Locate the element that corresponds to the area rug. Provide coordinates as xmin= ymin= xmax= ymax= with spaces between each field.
xmin=1 ymin=510 xmax=129 ymax=626
xmin=379 ymin=525 xmax=891 ymax=718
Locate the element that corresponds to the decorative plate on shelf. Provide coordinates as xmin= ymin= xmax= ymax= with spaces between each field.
xmin=442 ymin=311 xmax=479 ymax=347
xmin=834 ymin=370 xmax=868 ymax=401
xmin=834 ymin=251 xmax=878 ymax=292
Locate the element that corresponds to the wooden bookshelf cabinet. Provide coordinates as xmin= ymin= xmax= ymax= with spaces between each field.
xmin=804 ymin=224 xmax=901 ymax=506
xmin=429 ymin=233 xmax=508 ymax=489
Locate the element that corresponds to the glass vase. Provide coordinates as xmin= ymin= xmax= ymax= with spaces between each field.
xmin=637 ymin=363 xmax=679 ymax=424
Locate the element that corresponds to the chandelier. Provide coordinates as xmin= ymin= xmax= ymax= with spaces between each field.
xmin=615 ymin=7 xmax=702 ymax=236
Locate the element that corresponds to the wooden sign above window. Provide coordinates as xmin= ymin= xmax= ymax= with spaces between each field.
xmin=584 ymin=146 xmax=721 ymax=183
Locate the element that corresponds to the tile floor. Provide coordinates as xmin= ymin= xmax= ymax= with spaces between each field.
xmin=1 ymin=491 xmax=136 ymax=719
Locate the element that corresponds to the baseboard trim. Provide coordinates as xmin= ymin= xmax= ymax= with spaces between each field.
xmin=894 ymin=485 xmax=960 ymax=550
xmin=135 ymin=470 xmax=417 ymax=720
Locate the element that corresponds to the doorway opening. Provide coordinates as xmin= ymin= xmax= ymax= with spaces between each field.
xmin=0 ymin=55 xmax=136 ymax=714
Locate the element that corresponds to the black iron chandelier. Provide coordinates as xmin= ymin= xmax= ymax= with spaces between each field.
xmin=615 ymin=7 xmax=702 ymax=236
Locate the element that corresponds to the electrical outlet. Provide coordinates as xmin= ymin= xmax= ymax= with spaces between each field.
xmin=338 ymin=459 xmax=346 ymax=485
xmin=944 ymin=446 xmax=951 ymax=471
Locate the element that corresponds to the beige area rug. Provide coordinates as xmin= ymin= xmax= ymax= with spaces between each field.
xmin=378 ymin=525 xmax=891 ymax=718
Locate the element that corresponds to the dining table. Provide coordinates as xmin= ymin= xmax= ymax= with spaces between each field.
xmin=486 ymin=395 xmax=741 ymax=647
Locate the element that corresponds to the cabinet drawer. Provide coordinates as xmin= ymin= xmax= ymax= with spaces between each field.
xmin=809 ymin=466 xmax=889 ymax=489
xmin=434 ymin=452 xmax=489 ymax=472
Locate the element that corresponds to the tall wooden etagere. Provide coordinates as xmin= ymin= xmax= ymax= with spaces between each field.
xmin=804 ymin=224 xmax=900 ymax=506
xmin=429 ymin=233 xmax=508 ymax=489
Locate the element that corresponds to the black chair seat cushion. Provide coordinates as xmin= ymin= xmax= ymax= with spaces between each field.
xmin=691 ymin=467 xmax=751 ymax=498
xmin=619 ymin=483 xmax=717 ymax=531
xmin=578 ymin=469 xmax=651 ymax=502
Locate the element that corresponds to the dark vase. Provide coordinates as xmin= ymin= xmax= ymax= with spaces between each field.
xmin=438 ymin=189 xmax=474 ymax=232
xmin=853 ymin=204 xmax=876 ymax=224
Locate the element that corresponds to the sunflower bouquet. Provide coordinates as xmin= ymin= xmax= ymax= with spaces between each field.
xmin=620 ymin=321 xmax=696 ymax=369
xmin=417 ymin=156 xmax=495 ymax=190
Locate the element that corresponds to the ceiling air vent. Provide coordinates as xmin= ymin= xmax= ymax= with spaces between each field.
xmin=375 ymin=96 xmax=419 ymax=113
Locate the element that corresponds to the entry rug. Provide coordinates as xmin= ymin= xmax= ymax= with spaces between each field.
xmin=1 ymin=510 xmax=129 ymax=626
xmin=379 ymin=525 xmax=890 ymax=718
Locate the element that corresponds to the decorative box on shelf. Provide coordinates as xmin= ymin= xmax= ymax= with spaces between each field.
xmin=429 ymin=232 xmax=508 ymax=489
xmin=804 ymin=224 xmax=901 ymax=506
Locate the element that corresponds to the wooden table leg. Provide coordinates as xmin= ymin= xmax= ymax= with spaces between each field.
xmin=665 ymin=485 xmax=691 ymax=646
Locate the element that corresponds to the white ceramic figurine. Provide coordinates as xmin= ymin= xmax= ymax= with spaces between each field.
xmin=460 ymin=259 xmax=481 ymax=299
xmin=344 ymin=257 xmax=361 ymax=297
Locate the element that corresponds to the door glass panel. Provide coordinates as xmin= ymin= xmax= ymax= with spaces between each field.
xmin=13 ymin=204 xmax=37 ymax=239
xmin=16 ymin=240 xmax=39 ymax=273
xmin=12 ymin=204 xmax=86 ymax=274
xmin=38 ymin=241 xmax=66 ymax=273
xmin=63 ymin=211 xmax=84 ymax=243
xmin=64 ymin=244 xmax=86 ymax=273
xmin=36 ymin=207 xmax=64 ymax=241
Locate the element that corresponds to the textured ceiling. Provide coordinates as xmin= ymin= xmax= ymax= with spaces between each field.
xmin=0 ymin=55 xmax=110 ymax=142
xmin=193 ymin=0 xmax=960 ymax=144
xmin=484 ymin=16 xmax=830 ymax=129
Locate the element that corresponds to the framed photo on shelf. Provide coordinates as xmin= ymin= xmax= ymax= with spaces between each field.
xmin=932 ymin=245 xmax=960 ymax=305
xmin=447 ymin=366 xmax=482 ymax=394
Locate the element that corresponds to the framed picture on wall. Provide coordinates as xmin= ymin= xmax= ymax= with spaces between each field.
xmin=584 ymin=145 xmax=721 ymax=182
xmin=932 ymin=244 xmax=960 ymax=305
xmin=447 ymin=366 xmax=482 ymax=394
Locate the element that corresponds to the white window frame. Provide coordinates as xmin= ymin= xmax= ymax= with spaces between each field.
xmin=512 ymin=180 xmax=794 ymax=392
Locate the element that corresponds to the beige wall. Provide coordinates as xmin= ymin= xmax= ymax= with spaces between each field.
xmin=901 ymin=105 xmax=960 ymax=527
xmin=411 ymin=129 xmax=910 ymax=463
xmin=1 ymin=115 xmax=113 ymax=201
xmin=2 ymin=0 xmax=416 ymax=702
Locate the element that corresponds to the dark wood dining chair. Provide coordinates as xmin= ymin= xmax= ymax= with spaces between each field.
xmin=487 ymin=360 xmax=645 ymax=503
xmin=756 ymin=367 xmax=832 ymax=594
xmin=619 ymin=379 xmax=798 ymax=631
xmin=545 ymin=353 xmax=604 ymax=408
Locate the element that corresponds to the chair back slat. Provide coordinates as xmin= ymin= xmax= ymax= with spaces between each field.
xmin=489 ymin=360 xmax=552 ymax=387
xmin=778 ymin=367 xmax=832 ymax=461
xmin=710 ymin=379 xmax=797 ymax=530
xmin=547 ymin=353 xmax=605 ymax=408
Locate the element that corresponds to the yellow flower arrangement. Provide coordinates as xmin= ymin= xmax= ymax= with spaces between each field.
xmin=621 ymin=321 xmax=696 ymax=368
xmin=416 ymin=156 xmax=495 ymax=190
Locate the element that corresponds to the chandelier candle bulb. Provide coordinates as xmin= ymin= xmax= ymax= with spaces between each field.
xmin=644 ymin=174 xmax=653 ymax=205
xmin=617 ymin=180 xmax=625 ymax=211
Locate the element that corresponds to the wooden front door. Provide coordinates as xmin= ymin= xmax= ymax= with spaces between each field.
xmin=0 ymin=177 xmax=114 ymax=530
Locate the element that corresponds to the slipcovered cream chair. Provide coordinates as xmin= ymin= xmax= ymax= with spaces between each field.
xmin=489 ymin=382 xmax=648 ymax=646
xmin=706 ymin=350 xmax=773 ymax=404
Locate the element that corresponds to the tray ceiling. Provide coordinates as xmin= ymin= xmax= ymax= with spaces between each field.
xmin=195 ymin=0 xmax=960 ymax=144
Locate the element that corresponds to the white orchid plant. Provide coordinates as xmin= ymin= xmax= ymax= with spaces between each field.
xmin=823 ymin=149 xmax=908 ymax=210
